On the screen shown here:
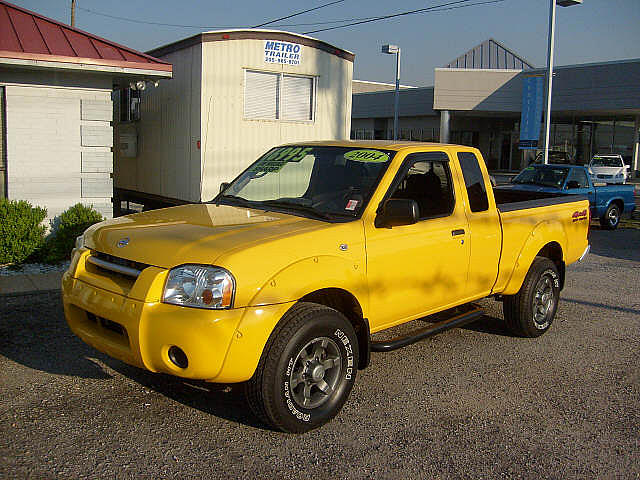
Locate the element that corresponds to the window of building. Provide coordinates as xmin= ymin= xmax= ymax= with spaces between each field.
xmin=451 ymin=131 xmax=480 ymax=148
xmin=244 ymin=70 xmax=315 ymax=121
xmin=389 ymin=151 xmax=455 ymax=219
xmin=458 ymin=151 xmax=489 ymax=212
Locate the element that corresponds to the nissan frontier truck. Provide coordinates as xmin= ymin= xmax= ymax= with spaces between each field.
xmin=63 ymin=141 xmax=590 ymax=433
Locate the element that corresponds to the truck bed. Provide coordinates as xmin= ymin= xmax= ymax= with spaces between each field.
xmin=493 ymin=187 xmax=587 ymax=213
xmin=492 ymin=188 xmax=590 ymax=295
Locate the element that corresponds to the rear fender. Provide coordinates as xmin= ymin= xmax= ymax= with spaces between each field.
xmin=604 ymin=197 xmax=626 ymax=214
xmin=502 ymin=221 xmax=567 ymax=296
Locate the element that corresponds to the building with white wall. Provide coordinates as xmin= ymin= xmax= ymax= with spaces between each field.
xmin=0 ymin=0 xmax=171 ymax=219
xmin=114 ymin=30 xmax=354 ymax=212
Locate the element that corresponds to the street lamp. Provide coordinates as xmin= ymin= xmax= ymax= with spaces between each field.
xmin=543 ymin=0 xmax=582 ymax=164
xmin=382 ymin=44 xmax=401 ymax=141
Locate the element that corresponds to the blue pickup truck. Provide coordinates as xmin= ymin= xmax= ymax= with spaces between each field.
xmin=496 ymin=164 xmax=636 ymax=230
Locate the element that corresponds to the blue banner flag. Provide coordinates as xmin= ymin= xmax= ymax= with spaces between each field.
xmin=519 ymin=76 xmax=544 ymax=149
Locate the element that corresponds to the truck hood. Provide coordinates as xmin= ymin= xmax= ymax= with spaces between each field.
xmin=84 ymin=204 xmax=327 ymax=269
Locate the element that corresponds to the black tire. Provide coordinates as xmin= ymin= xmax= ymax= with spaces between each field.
xmin=244 ymin=302 xmax=359 ymax=433
xmin=503 ymin=257 xmax=560 ymax=338
xmin=600 ymin=203 xmax=621 ymax=230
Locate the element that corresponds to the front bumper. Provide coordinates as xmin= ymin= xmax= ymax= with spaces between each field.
xmin=62 ymin=250 xmax=294 ymax=383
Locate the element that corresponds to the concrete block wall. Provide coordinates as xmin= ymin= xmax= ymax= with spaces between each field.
xmin=4 ymin=84 xmax=113 ymax=221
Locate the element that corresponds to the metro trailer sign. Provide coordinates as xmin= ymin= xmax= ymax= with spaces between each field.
xmin=264 ymin=41 xmax=302 ymax=66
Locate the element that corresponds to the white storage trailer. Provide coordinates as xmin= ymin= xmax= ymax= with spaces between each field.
xmin=113 ymin=30 xmax=354 ymax=212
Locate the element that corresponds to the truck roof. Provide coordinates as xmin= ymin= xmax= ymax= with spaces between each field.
xmin=280 ymin=140 xmax=468 ymax=151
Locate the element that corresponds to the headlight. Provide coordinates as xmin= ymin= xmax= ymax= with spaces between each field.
xmin=75 ymin=234 xmax=85 ymax=249
xmin=163 ymin=265 xmax=235 ymax=309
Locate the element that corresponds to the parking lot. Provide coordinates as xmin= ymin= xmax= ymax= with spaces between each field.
xmin=1 ymin=228 xmax=638 ymax=479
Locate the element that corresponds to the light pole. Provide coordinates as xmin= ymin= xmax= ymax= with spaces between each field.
xmin=382 ymin=44 xmax=401 ymax=141
xmin=543 ymin=0 xmax=582 ymax=164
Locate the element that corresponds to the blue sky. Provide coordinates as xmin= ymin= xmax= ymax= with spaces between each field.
xmin=10 ymin=0 xmax=640 ymax=86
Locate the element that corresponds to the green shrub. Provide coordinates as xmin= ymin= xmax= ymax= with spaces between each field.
xmin=0 ymin=199 xmax=47 ymax=264
xmin=44 ymin=203 xmax=103 ymax=263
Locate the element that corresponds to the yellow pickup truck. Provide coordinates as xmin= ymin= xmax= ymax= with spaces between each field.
xmin=63 ymin=141 xmax=590 ymax=433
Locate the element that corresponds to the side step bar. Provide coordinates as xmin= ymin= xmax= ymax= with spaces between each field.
xmin=370 ymin=306 xmax=484 ymax=352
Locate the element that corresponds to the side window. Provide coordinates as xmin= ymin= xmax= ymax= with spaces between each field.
xmin=457 ymin=151 xmax=489 ymax=213
xmin=567 ymin=168 xmax=589 ymax=188
xmin=389 ymin=152 xmax=455 ymax=219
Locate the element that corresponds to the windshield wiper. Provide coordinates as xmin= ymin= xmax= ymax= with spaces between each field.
xmin=216 ymin=194 xmax=255 ymax=208
xmin=260 ymin=200 xmax=335 ymax=221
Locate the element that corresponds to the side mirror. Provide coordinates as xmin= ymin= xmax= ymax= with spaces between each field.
xmin=219 ymin=182 xmax=230 ymax=194
xmin=376 ymin=199 xmax=419 ymax=228
xmin=566 ymin=180 xmax=580 ymax=189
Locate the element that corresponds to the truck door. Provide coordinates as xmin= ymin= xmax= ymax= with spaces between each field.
xmin=455 ymin=151 xmax=501 ymax=299
xmin=365 ymin=151 xmax=470 ymax=330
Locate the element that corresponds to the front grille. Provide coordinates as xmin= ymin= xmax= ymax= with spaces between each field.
xmin=87 ymin=312 xmax=128 ymax=338
xmin=94 ymin=252 xmax=149 ymax=273
xmin=86 ymin=252 xmax=150 ymax=280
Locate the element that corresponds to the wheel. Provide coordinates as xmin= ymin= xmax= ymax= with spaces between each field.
xmin=503 ymin=257 xmax=560 ymax=338
xmin=600 ymin=203 xmax=621 ymax=230
xmin=244 ymin=302 xmax=359 ymax=433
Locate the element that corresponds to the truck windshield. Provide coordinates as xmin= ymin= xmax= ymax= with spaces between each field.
xmin=215 ymin=145 xmax=394 ymax=220
xmin=512 ymin=166 xmax=570 ymax=188
xmin=590 ymin=156 xmax=622 ymax=167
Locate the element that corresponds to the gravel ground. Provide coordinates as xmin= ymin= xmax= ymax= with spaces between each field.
xmin=1 ymin=228 xmax=638 ymax=479
xmin=0 ymin=261 xmax=69 ymax=276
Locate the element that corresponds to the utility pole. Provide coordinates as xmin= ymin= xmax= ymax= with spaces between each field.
xmin=71 ymin=0 xmax=76 ymax=27
xmin=543 ymin=0 xmax=583 ymax=164
xmin=381 ymin=44 xmax=401 ymax=141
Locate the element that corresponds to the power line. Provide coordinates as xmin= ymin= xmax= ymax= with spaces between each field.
xmin=77 ymin=5 xmax=237 ymax=29
xmin=303 ymin=0 xmax=505 ymax=34
xmin=252 ymin=0 xmax=345 ymax=28
xmin=76 ymin=0 xmax=504 ymax=34
xmin=77 ymin=1 xmax=347 ymax=30
xmin=277 ymin=0 xmax=503 ymax=28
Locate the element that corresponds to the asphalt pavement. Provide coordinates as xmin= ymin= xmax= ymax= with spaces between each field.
xmin=1 ymin=228 xmax=638 ymax=479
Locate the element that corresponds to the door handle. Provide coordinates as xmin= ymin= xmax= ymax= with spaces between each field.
xmin=451 ymin=229 xmax=465 ymax=236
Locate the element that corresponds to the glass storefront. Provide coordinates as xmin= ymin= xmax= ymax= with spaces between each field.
xmin=352 ymin=115 xmax=638 ymax=174
xmin=547 ymin=118 xmax=637 ymax=167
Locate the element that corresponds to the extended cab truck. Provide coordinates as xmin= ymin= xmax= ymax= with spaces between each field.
xmin=63 ymin=141 xmax=590 ymax=433
xmin=501 ymin=164 xmax=636 ymax=230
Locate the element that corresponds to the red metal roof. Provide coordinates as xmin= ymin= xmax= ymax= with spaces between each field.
xmin=0 ymin=0 xmax=171 ymax=73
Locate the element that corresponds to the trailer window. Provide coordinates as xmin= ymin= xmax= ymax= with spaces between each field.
xmin=244 ymin=70 xmax=315 ymax=121
xmin=282 ymin=75 xmax=313 ymax=121
xmin=244 ymin=71 xmax=280 ymax=120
